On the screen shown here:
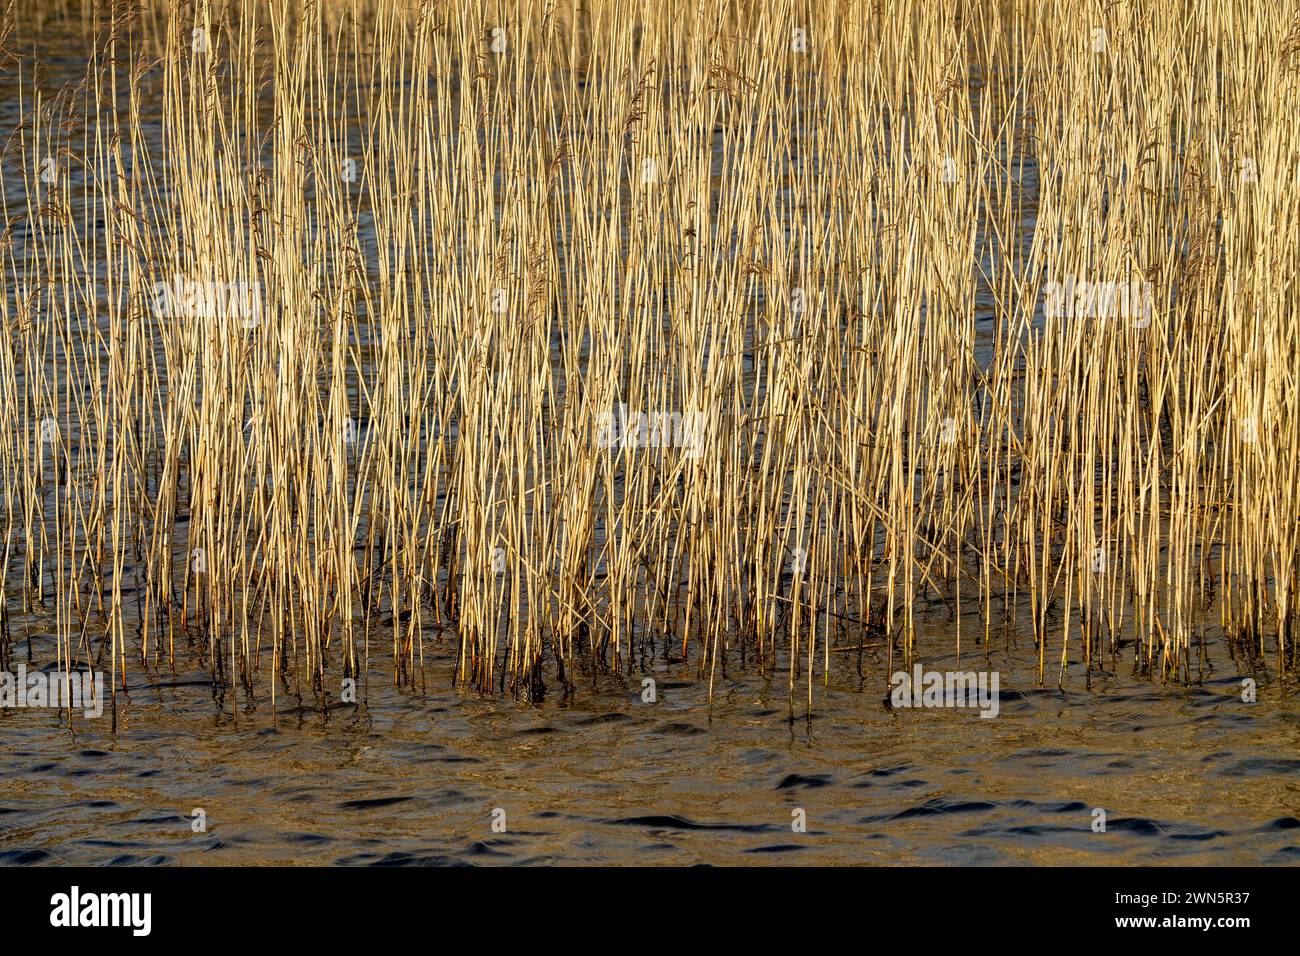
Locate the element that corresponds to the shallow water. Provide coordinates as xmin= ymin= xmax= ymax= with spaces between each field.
xmin=4 ymin=631 xmax=1299 ymax=866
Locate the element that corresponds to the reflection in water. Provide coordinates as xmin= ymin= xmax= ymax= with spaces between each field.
xmin=3 ymin=629 xmax=1298 ymax=865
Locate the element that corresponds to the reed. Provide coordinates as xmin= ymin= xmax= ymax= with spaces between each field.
xmin=1 ymin=0 xmax=1297 ymax=718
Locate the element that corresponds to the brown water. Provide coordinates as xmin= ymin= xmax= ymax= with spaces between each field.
xmin=4 ymin=629 xmax=1299 ymax=866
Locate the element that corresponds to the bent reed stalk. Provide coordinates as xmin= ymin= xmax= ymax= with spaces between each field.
xmin=1 ymin=0 xmax=1298 ymax=715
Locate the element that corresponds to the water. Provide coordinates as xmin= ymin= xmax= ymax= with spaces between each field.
xmin=4 ymin=629 xmax=1299 ymax=865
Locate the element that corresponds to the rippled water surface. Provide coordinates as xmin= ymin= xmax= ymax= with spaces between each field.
xmin=4 ymin=633 xmax=1299 ymax=866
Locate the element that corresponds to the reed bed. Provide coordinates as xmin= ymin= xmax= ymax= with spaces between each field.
xmin=1 ymin=0 xmax=1298 ymax=716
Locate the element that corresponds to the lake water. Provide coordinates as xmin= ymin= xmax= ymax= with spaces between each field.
xmin=4 ymin=627 xmax=1299 ymax=865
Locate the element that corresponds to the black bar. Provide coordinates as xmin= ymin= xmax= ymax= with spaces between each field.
xmin=0 ymin=866 xmax=1278 ymax=943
